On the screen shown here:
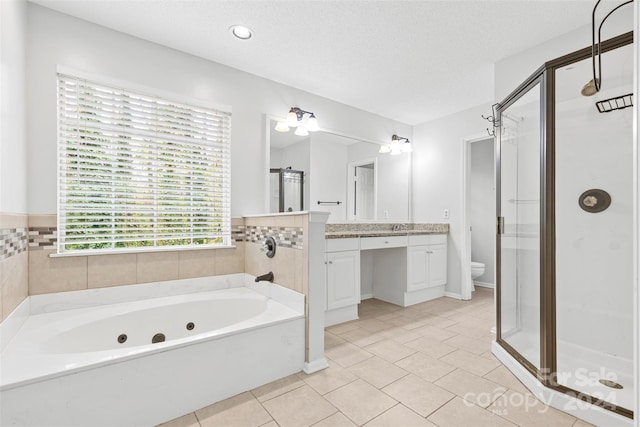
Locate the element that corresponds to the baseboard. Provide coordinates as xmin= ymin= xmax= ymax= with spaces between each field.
xmin=360 ymin=293 xmax=373 ymax=300
xmin=444 ymin=292 xmax=462 ymax=300
xmin=325 ymin=305 xmax=358 ymax=327
xmin=303 ymin=358 xmax=329 ymax=374
xmin=474 ymin=281 xmax=494 ymax=289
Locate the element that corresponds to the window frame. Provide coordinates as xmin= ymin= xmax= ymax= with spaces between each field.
xmin=56 ymin=68 xmax=232 ymax=256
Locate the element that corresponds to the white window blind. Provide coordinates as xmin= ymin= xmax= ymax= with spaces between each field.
xmin=57 ymin=73 xmax=231 ymax=254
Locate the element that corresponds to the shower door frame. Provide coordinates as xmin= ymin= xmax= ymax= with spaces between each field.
xmin=495 ymin=31 xmax=634 ymax=419
xmin=270 ymin=168 xmax=305 ymax=213
xmin=495 ymin=68 xmax=547 ymax=383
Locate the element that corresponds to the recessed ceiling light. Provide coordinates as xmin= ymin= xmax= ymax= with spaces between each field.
xmin=230 ymin=25 xmax=253 ymax=40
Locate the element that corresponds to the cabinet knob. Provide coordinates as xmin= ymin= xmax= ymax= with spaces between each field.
xmin=384 ymin=240 xmax=389 ymax=244
xmin=328 ymin=261 xmax=333 ymax=264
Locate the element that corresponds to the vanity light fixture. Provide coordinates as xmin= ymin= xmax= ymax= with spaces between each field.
xmin=294 ymin=126 xmax=309 ymax=136
xmin=379 ymin=134 xmax=412 ymax=155
xmin=230 ymin=25 xmax=254 ymax=40
xmin=275 ymin=107 xmax=319 ymax=135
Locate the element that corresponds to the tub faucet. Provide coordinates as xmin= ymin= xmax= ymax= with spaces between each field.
xmin=255 ymin=271 xmax=274 ymax=282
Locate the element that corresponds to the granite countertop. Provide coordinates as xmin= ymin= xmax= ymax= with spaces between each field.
xmin=325 ymin=223 xmax=449 ymax=239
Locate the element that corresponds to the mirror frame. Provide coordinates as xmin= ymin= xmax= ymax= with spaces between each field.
xmin=264 ymin=114 xmax=413 ymax=222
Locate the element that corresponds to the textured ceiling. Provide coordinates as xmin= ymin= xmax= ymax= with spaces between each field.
xmin=31 ymin=0 xmax=602 ymax=125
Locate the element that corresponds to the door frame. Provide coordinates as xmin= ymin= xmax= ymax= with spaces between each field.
xmin=347 ymin=158 xmax=378 ymax=221
xmin=461 ymin=133 xmax=496 ymax=301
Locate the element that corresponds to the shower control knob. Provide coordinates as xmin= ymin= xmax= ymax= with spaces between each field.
xmin=579 ymin=189 xmax=610 ymax=213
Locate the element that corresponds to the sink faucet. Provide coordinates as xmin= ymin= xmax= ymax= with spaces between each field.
xmin=255 ymin=271 xmax=274 ymax=282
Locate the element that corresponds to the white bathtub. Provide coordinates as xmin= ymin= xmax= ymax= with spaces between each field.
xmin=0 ymin=273 xmax=305 ymax=427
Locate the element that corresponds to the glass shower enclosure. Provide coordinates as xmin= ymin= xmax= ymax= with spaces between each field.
xmin=495 ymin=32 xmax=634 ymax=420
xmin=270 ymin=168 xmax=304 ymax=212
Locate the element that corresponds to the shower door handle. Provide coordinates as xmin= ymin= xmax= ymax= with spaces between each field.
xmin=497 ymin=216 xmax=505 ymax=235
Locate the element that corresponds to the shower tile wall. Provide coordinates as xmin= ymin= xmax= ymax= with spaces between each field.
xmin=0 ymin=213 xmax=29 ymax=321
xmin=26 ymin=215 xmax=246 ymax=295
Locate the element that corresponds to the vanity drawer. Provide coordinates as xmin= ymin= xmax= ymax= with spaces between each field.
xmin=409 ymin=234 xmax=447 ymax=246
xmin=429 ymin=234 xmax=447 ymax=245
xmin=408 ymin=235 xmax=429 ymax=246
xmin=360 ymin=235 xmax=408 ymax=250
xmin=326 ymin=238 xmax=360 ymax=252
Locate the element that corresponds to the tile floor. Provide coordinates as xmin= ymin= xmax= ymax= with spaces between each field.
xmin=160 ymin=288 xmax=595 ymax=427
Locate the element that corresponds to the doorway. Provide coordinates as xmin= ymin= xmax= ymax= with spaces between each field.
xmin=347 ymin=159 xmax=377 ymax=221
xmin=462 ymin=135 xmax=496 ymax=301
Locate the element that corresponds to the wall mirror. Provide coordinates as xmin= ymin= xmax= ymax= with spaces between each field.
xmin=266 ymin=117 xmax=411 ymax=223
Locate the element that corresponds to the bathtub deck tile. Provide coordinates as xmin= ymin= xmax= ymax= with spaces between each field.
xmin=195 ymin=391 xmax=273 ymax=427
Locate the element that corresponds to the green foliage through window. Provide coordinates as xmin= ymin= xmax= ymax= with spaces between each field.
xmin=57 ymin=74 xmax=231 ymax=253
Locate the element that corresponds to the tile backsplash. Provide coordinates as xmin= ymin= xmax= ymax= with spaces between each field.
xmin=22 ymin=215 xmax=306 ymax=296
xmin=1 ymin=214 xmax=29 ymax=321
xmin=28 ymin=227 xmax=57 ymax=250
xmin=1 ymin=228 xmax=28 ymax=261
xmin=245 ymin=225 xmax=303 ymax=249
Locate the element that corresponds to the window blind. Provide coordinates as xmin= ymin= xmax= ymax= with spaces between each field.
xmin=57 ymin=73 xmax=231 ymax=253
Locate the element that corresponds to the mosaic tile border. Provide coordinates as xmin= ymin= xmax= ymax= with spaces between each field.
xmin=1 ymin=228 xmax=28 ymax=261
xmin=24 ymin=224 xmax=294 ymax=250
xmin=231 ymin=224 xmax=246 ymax=243
xmin=245 ymin=225 xmax=304 ymax=250
xmin=28 ymin=227 xmax=58 ymax=250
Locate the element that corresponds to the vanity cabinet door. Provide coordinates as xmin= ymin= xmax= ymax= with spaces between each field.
xmin=407 ymin=242 xmax=448 ymax=291
xmin=427 ymin=244 xmax=447 ymax=287
xmin=407 ymin=246 xmax=429 ymax=291
xmin=326 ymin=250 xmax=361 ymax=310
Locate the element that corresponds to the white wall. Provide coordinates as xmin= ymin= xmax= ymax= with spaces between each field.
xmin=495 ymin=11 xmax=633 ymax=102
xmin=470 ymin=138 xmax=494 ymax=285
xmin=555 ymin=49 xmax=634 ymax=363
xmin=412 ymin=104 xmax=491 ymax=297
xmin=1 ymin=0 xmax=27 ymax=214
xmin=25 ymin=4 xmax=412 ymax=217
xmin=633 ymin=1 xmax=639 ymax=419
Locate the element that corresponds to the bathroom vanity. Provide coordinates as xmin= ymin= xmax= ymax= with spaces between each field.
xmin=324 ymin=223 xmax=449 ymax=326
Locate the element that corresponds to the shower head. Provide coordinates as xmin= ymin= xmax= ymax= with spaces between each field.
xmin=581 ymin=78 xmax=600 ymax=97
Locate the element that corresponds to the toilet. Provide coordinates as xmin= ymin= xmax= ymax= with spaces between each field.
xmin=471 ymin=261 xmax=485 ymax=280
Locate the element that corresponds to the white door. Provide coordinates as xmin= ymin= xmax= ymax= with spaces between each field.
xmin=355 ymin=166 xmax=375 ymax=221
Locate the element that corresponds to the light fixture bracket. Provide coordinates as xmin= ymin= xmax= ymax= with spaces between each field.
xmin=391 ymin=134 xmax=410 ymax=144
xmin=278 ymin=106 xmax=319 ymax=134
xmin=289 ymin=107 xmax=314 ymax=122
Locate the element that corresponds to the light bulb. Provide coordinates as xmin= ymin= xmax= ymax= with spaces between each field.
xmin=390 ymin=146 xmax=402 ymax=155
xmin=307 ymin=114 xmax=319 ymax=132
xmin=274 ymin=121 xmax=289 ymax=132
xmin=379 ymin=145 xmax=391 ymax=154
xmin=401 ymin=141 xmax=412 ymax=153
xmin=286 ymin=110 xmax=298 ymax=127
xmin=294 ymin=126 xmax=309 ymax=136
